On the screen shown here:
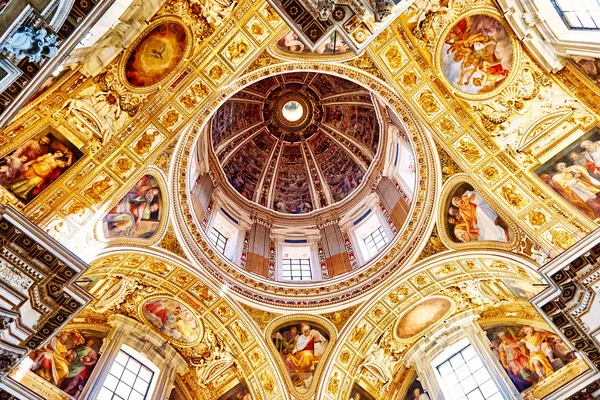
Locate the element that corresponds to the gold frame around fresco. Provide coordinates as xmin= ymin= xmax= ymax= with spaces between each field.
xmin=437 ymin=173 xmax=521 ymax=251
xmin=392 ymin=295 xmax=455 ymax=343
xmin=264 ymin=314 xmax=337 ymax=400
xmin=267 ymin=33 xmax=360 ymax=63
xmin=117 ymin=15 xmax=194 ymax=94
xmin=433 ymin=7 xmax=522 ymax=101
xmin=137 ymin=293 xmax=204 ymax=347
xmin=94 ymin=167 xmax=169 ymax=247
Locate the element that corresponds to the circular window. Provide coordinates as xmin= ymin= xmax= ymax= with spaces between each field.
xmin=282 ymin=101 xmax=304 ymax=122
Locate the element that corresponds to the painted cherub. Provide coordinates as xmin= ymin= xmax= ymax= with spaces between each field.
xmin=0 ymin=154 xmax=28 ymax=181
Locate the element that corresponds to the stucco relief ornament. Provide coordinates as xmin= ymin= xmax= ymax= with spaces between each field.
xmin=185 ymin=328 xmax=236 ymax=384
xmin=167 ymin=0 xmax=235 ymax=32
xmin=54 ymin=69 xmax=141 ymax=143
xmin=2 ymin=25 xmax=58 ymax=63
xmin=312 ymin=0 xmax=335 ymax=20
xmin=530 ymin=245 xmax=550 ymax=266
xmin=0 ymin=349 xmax=18 ymax=373
xmin=373 ymin=0 xmax=394 ymax=21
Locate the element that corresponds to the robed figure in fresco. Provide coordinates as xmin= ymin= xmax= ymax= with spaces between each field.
xmin=274 ymin=323 xmax=328 ymax=388
xmin=103 ymin=174 xmax=161 ymax=238
xmin=28 ymin=330 xmax=103 ymax=398
xmin=0 ymin=134 xmax=79 ymax=203
xmin=519 ymin=326 xmax=558 ymax=380
xmin=448 ymin=189 xmax=508 ymax=242
xmin=60 ymin=338 xmax=99 ymax=396
xmin=32 ymin=332 xmax=72 ymax=386
xmin=488 ymin=325 xmax=575 ymax=392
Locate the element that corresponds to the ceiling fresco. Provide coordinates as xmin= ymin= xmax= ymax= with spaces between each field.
xmin=2 ymin=0 xmax=600 ymax=398
xmin=210 ymin=72 xmax=381 ymax=214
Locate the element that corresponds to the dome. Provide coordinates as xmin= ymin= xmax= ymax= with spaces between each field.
xmin=210 ymin=72 xmax=381 ymax=215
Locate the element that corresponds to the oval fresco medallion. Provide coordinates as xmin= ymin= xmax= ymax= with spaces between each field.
xmin=396 ymin=297 xmax=452 ymax=340
xmin=441 ymin=15 xmax=514 ymax=96
xmin=125 ymin=22 xmax=187 ymax=88
xmin=140 ymin=297 xmax=201 ymax=346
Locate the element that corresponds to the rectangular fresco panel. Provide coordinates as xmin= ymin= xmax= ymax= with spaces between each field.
xmin=486 ymin=324 xmax=576 ymax=393
xmin=535 ymin=128 xmax=600 ymax=220
xmin=501 ymin=278 xmax=543 ymax=301
xmin=12 ymin=329 xmax=105 ymax=399
xmin=0 ymin=131 xmax=82 ymax=204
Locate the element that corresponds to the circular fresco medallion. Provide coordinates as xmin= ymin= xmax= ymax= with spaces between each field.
xmin=395 ymin=297 xmax=452 ymax=339
xmin=441 ymin=15 xmax=514 ymax=96
xmin=125 ymin=22 xmax=187 ymax=88
xmin=140 ymin=297 xmax=201 ymax=345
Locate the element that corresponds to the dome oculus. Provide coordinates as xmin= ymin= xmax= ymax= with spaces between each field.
xmin=210 ymin=72 xmax=381 ymax=215
xmin=282 ymin=101 xmax=304 ymax=122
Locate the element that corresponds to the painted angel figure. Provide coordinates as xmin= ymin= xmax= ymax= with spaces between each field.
xmin=0 ymin=154 xmax=28 ymax=181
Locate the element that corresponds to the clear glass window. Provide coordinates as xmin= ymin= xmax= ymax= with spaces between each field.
xmin=552 ymin=0 xmax=600 ymax=29
xmin=209 ymin=227 xmax=228 ymax=255
xmin=364 ymin=225 xmax=389 ymax=258
xmin=97 ymin=349 xmax=154 ymax=400
xmin=281 ymin=258 xmax=312 ymax=281
xmin=436 ymin=344 xmax=502 ymax=400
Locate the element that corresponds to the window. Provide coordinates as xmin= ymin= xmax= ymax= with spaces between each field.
xmin=209 ymin=227 xmax=228 ymax=255
xmin=364 ymin=226 xmax=389 ymax=258
xmin=97 ymin=349 xmax=155 ymax=400
xmin=552 ymin=0 xmax=600 ymax=29
xmin=282 ymin=258 xmax=312 ymax=281
xmin=436 ymin=344 xmax=502 ymax=400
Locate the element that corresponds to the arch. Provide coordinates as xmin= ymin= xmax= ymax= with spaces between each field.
xmin=316 ymin=250 xmax=544 ymax=399
xmin=84 ymin=248 xmax=290 ymax=400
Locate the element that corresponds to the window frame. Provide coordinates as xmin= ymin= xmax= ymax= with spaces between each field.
xmin=97 ymin=348 xmax=155 ymax=400
xmin=363 ymin=225 xmax=389 ymax=259
xmin=209 ymin=226 xmax=228 ymax=255
xmin=550 ymin=0 xmax=600 ymax=30
xmin=281 ymin=257 xmax=313 ymax=281
xmin=435 ymin=343 xmax=503 ymax=400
